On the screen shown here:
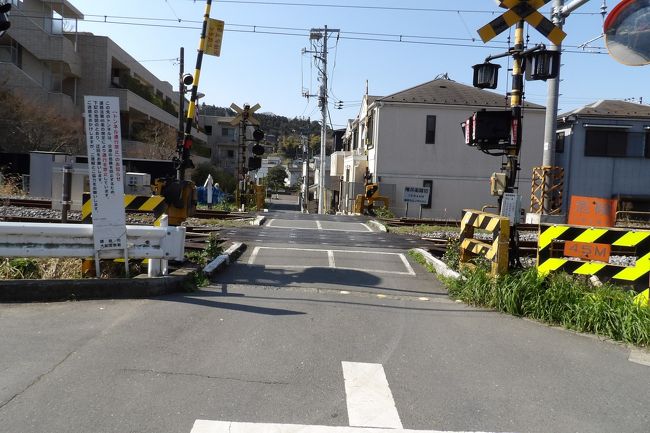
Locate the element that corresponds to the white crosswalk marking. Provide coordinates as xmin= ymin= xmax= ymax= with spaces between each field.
xmin=341 ymin=362 xmax=403 ymax=429
xmin=190 ymin=362 xmax=509 ymax=433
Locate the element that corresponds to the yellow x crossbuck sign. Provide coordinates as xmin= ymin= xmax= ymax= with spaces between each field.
xmin=478 ymin=0 xmax=566 ymax=46
xmin=229 ymin=103 xmax=261 ymax=126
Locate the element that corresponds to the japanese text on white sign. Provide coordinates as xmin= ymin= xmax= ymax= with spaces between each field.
xmin=403 ymin=186 xmax=431 ymax=204
xmin=84 ymin=96 xmax=127 ymax=254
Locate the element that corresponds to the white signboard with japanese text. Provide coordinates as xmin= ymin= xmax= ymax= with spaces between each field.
xmin=84 ymin=96 xmax=127 ymax=256
xmin=403 ymin=186 xmax=431 ymax=204
xmin=500 ymin=193 xmax=521 ymax=226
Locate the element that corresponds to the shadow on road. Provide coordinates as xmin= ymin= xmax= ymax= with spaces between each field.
xmin=158 ymin=292 xmax=306 ymax=316
xmin=218 ymin=264 xmax=448 ymax=297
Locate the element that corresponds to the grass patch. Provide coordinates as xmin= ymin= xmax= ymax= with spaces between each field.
xmin=408 ymin=250 xmax=436 ymax=274
xmin=0 ymin=258 xmax=83 ymax=280
xmin=445 ymin=266 xmax=650 ymax=347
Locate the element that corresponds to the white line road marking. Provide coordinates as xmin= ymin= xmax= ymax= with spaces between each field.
xmin=248 ymin=246 xmax=261 ymax=265
xmin=361 ymin=223 xmax=373 ymax=232
xmin=342 ymin=361 xmax=403 ymax=429
xmin=328 ymin=251 xmax=336 ymax=268
xmin=254 ymin=246 xmax=404 ymax=256
xmin=316 ymin=220 xmax=323 ymax=230
xmin=399 ymin=254 xmax=416 ymax=276
xmin=267 ymin=226 xmax=372 ymax=233
xmin=191 ymin=420 xmax=504 ymax=433
xmin=249 ymin=265 xmax=415 ymax=276
xmin=265 ymin=219 xmax=276 ymax=228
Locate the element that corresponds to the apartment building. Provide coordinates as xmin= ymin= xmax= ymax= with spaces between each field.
xmin=0 ymin=0 xmax=206 ymax=158
xmin=0 ymin=0 xmax=83 ymax=114
xmin=200 ymin=115 xmax=240 ymax=175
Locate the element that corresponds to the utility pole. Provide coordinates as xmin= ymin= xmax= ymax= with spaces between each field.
xmin=304 ymin=26 xmax=339 ymax=214
xmin=178 ymin=46 xmax=185 ymax=138
xmin=301 ymin=119 xmax=310 ymax=213
xmin=541 ymin=0 xmax=594 ymax=214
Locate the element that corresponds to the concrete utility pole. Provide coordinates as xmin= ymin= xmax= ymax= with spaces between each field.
xmin=305 ymin=26 xmax=339 ymax=214
xmin=541 ymin=0 xmax=593 ymax=213
xmin=178 ymin=47 xmax=185 ymax=136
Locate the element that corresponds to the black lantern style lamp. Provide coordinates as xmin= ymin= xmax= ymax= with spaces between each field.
xmin=472 ymin=62 xmax=501 ymax=89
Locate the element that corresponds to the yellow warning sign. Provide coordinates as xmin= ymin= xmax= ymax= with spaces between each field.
xmin=205 ymin=19 xmax=225 ymax=57
xmin=634 ymin=289 xmax=649 ymax=308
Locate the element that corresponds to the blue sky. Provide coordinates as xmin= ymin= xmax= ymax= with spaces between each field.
xmin=68 ymin=0 xmax=647 ymax=128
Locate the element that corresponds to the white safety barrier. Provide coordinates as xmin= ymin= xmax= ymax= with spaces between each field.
xmin=0 ymin=222 xmax=186 ymax=261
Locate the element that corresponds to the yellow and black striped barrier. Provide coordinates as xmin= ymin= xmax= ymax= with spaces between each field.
xmin=459 ymin=209 xmax=511 ymax=276
xmin=82 ymin=193 xmax=166 ymax=225
xmin=537 ymin=225 xmax=650 ymax=286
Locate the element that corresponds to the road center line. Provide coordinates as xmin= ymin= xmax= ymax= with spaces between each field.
xmin=341 ymin=361 xmax=403 ymax=429
xmin=316 ymin=220 xmax=323 ymax=230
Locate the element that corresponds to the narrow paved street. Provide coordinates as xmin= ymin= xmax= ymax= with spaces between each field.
xmin=0 ymin=195 xmax=647 ymax=433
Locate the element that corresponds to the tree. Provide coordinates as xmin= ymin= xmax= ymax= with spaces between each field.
xmin=132 ymin=119 xmax=177 ymax=160
xmin=190 ymin=162 xmax=236 ymax=194
xmin=266 ymin=165 xmax=288 ymax=191
xmin=0 ymin=82 xmax=84 ymax=154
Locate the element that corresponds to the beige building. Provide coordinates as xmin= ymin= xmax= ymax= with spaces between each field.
xmin=199 ymin=115 xmax=239 ymax=175
xmin=0 ymin=0 xmax=206 ymax=158
xmin=332 ymin=78 xmax=546 ymax=218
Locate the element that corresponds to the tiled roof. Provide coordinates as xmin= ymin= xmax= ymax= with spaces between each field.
xmin=560 ymin=100 xmax=650 ymax=118
xmin=377 ymin=78 xmax=544 ymax=109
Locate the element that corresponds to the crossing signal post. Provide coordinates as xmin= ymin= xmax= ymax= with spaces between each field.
xmin=230 ymin=103 xmax=262 ymax=209
xmin=468 ymin=0 xmax=565 ymax=267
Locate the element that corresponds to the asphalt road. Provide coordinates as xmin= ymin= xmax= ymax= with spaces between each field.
xmin=0 ymin=194 xmax=648 ymax=433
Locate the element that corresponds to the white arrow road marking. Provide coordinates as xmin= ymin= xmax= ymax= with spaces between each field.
xmin=341 ymin=362 xmax=402 ymax=429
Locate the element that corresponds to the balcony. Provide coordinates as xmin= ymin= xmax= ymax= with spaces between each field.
xmin=8 ymin=14 xmax=82 ymax=77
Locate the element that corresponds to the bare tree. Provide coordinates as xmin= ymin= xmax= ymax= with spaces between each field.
xmin=0 ymin=83 xmax=84 ymax=154
xmin=132 ymin=119 xmax=177 ymax=160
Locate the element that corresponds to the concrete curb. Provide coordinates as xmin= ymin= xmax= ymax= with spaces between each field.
xmin=250 ymin=215 xmax=266 ymax=226
xmin=0 ymin=267 xmax=198 ymax=303
xmin=369 ymin=220 xmax=388 ymax=232
xmin=203 ymin=242 xmax=246 ymax=276
xmin=410 ymin=248 xmax=462 ymax=280
xmin=0 ymin=243 xmax=247 ymax=303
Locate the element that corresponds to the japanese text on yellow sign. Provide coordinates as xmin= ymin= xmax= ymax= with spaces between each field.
xmin=205 ymin=19 xmax=225 ymax=57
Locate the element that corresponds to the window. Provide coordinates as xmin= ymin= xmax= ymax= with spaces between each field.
xmin=204 ymin=125 xmax=212 ymax=135
xmin=366 ymin=115 xmax=374 ymax=148
xmin=584 ymin=129 xmax=627 ymax=157
xmin=646 ymin=132 xmax=650 ymax=159
xmin=0 ymin=39 xmax=22 ymax=69
xmin=555 ymin=132 xmax=565 ymax=154
xmin=222 ymin=127 xmax=231 ymax=137
xmin=425 ymin=115 xmax=436 ymax=144
xmin=227 ymin=150 xmax=234 ymax=158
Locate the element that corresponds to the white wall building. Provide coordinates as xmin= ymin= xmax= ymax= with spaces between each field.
xmin=331 ymin=77 xmax=546 ymax=218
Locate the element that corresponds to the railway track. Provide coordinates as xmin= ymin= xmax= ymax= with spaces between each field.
xmin=381 ymin=217 xmax=539 ymax=232
xmin=1 ymin=198 xmax=249 ymax=220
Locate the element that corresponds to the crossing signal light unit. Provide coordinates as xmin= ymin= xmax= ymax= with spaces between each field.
xmin=462 ymin=110 xmax=512 ymax=151
xmin=182 ymin=73 xmax=194 ymax=87
xmin=0 ymin=2 xmax=11 ymax=37
xmin=248 ymin=156 xmax=261 ymax=171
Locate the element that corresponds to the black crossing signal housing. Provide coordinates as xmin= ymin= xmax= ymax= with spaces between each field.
xmin=0 ymin=2 xmax=11 ymax=37
xmin=182 ymin=73 xmax=193 ymax=86
xmin=252 ymin=144 xmax=265 ymax=156
xmin=248 ymin=156 xmax=262 ymax=171
xmin=253 ymin=128 xmax=265 ymax=142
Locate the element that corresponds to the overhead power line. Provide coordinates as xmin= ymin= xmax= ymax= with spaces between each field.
xmin=188 ymin=0 xmax=605 ymax=16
